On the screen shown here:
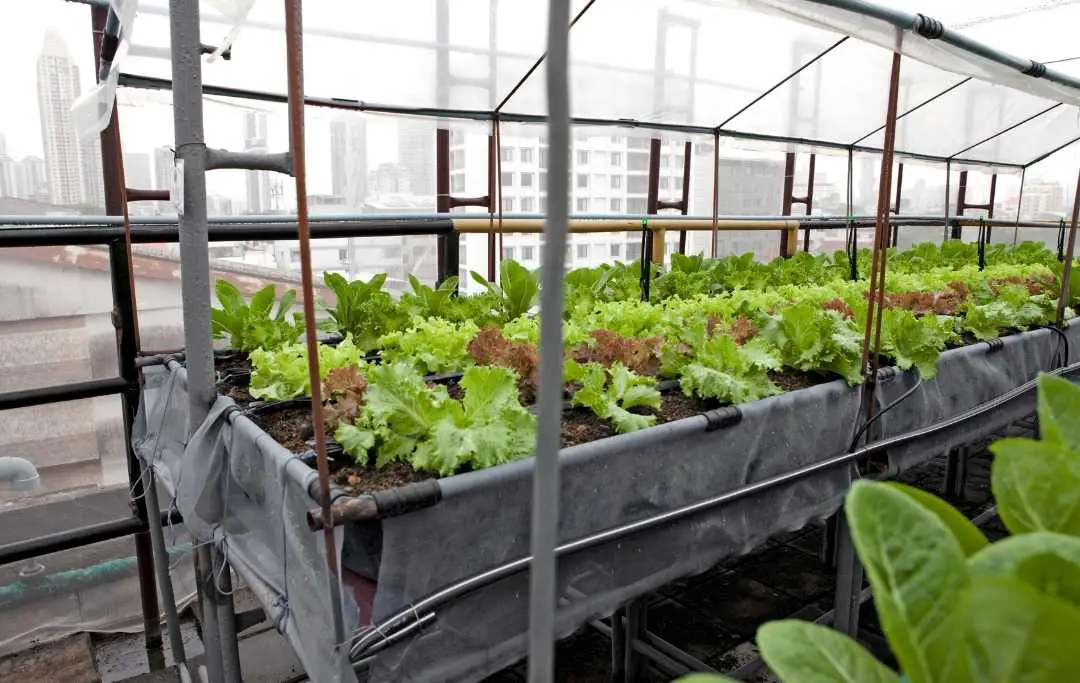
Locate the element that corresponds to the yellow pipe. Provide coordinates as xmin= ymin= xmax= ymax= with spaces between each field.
xmin=452 ymin=217 xmax=798 ymax=234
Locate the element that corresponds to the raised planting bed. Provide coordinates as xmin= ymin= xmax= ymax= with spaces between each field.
xmin=135 ymin=242 xmax=1080 ymax=683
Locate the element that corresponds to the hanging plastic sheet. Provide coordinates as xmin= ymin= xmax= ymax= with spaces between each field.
xmin=73 ymin=0 xmax=138 ymax=140
xmin=205 ymin=0 xmax=258 ymax=61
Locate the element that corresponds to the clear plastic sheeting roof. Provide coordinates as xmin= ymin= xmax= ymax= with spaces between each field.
xmin=118 ymin=0 xmax=1080 ymax=168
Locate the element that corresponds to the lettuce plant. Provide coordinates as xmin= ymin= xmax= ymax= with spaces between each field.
xmin=676 ymin=374 xmax=1080 ymax=683
xmin=469 ymin=259 xmax=541 ymax=322
xmin=322 ymin=272 xmax=406 ymax=351
xmin=248 ymin=337 xmax=366 ymax=401
xmin=377 ymin=317 xmax=479 ymax=376
xmin=566 ymin=360 xmax=662 ymax=434
xmin=211 ymin=280 xmax=303 ymax=353
xmin=335 ymin=363 xmax=536 ymax=475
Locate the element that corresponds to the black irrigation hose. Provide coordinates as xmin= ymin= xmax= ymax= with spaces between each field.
xmin=1038 ymin=324 xmax=1070 ymax=368
xmin=977 ymin=219 xmax=988 ymax=271
xmin=348 ymin=358 xmax=1080 ymax=659
xmin=1059 ymin=219 xmax=1067 ymax=262
xmin=848 ymin=375 xmax=924 ymax=452
xmin=846 ymin=220 xmax=859 ymax=282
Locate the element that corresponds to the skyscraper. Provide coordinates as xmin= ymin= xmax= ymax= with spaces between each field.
xmin=397 ymin=119 xmax=435 ymax=198
xmin=14 ymin=157 xmax=48 ymax=201
xmin=36 ymin=29 xmax=104 ymax=208
xmin=0 ymin=134 xmax=14 ymax=199
xmin=330 ymin=117 xmax=368 ymax=210
xmin=243 ymin=110 xmax=275 ymax=213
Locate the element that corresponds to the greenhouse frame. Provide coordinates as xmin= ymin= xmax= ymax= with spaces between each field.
xmin=2 ymin=0 xmax=1080 ymax=682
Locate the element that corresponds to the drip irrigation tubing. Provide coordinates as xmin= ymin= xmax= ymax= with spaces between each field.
xmin=348 ymin=357 xmax=1080 ymax=659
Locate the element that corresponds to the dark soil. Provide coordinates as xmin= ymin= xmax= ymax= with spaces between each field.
xmin=333 ymin=462 xmax=430 ymax=495
xmin=768 ymin=370 xmax=827 ymax=392
xmin=249 ymin=404 xmax=312 ymax=453
xmin=560 ymin=390 xmax=712 ymax=448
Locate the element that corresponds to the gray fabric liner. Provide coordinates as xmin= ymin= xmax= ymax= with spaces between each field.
xmin=131 ymin=327 xmax=1075 ymax=683
xmin=134 ymin=362 xmax=359 ymax=683
xmin=874 ymin=323 xmax=1079 ymax=473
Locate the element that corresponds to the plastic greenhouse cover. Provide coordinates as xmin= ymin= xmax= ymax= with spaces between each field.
xmin=114 ymin=0 xmax=1080 ymax=167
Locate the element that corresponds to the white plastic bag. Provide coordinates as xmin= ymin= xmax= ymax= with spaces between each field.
xmin=72 ymin=0 xmax=138 ymax=139
xmin=205 ymin=0 xmax=257 ymax=62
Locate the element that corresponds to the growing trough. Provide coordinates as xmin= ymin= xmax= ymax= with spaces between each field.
xmin=133 ymin=322 xmax=1080 ymax=683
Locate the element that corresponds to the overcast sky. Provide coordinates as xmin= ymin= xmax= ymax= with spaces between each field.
xmin=3 ymin=0 xmax=1080 ymax=206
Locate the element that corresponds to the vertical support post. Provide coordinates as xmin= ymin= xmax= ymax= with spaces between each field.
xmin=1055 ymin=166 xmax=1080 ymax=327
xmin=802 ymin=153 xmax=816 ymax=252
xmin=487 ymin=132 xmax=497 ymax=281
xmin=832 ymin=512 xmax=864 ymax=638
xmin=622 ymin=600 xmax=646 ymax=682
xmin=283 ymin=0 xmax=347 ymax=662
xmin=1013 ymin=168 xmax=1027 ymax=246
xmin=859 ymin=50 xmax=902 ymax=433
xmin=677 ymin=141 xmax=691 ymax=254
xmin=646 ymin=138 xmax=666 ymax=265
xmin=710 ymin=131 xmax=720 ymax=258
xmin=890 ymin=162 xmax=904 ymax=247
xmin=943 ymin=160 xmax=952 ymax=242
xmin=436 ymin=128 xmax=453 ymax=285
xmin=610 ymin=607 xmax=627 ymax=680
xmin=780 ymin=152 xmax=815 ymax=255
xmin=953 ymin=170 xmax=998 ymax=240
xmin=528 ymin=0 xmax=571 ymax=677
xmin=780 ymin=152 xmax=796 ymax=257
xmin=168 ymin=2 xmax=239 ymax=680
xmin=90 ymin=5 xmax=164 ymax=671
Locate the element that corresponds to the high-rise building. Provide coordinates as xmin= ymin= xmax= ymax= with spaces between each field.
xmin=0 ymin=134 xmax=14 ymax=199
xmin=329 ymin=117 xmax=368 ymax=210
xmin=243 ymin=111 xmax=276 ymax=213
xmin=37 ymin=30 xmax=88 ymax=206
xmin=397 ymin=119 xmax=435 ymax=198
xmin=14 ymin=157 xmax=49 ymax=201
xmin=80 ymin=136 xmax=105 ymax=210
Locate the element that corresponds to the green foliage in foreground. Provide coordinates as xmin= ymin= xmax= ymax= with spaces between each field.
xmin=674 ymin=375 xmax=1080 ymax=683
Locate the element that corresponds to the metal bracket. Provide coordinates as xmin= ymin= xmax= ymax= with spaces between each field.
xmin=205 ymin=149 xmax=294 ymax=175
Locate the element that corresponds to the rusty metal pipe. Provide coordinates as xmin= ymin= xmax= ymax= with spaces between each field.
xmin=1057 ymin=167 xmax=1080 ymax=326
xmin=282 ymin=0 xmax=345 ymax=647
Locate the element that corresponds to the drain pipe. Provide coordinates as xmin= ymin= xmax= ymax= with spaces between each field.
xmin=0 ymin=457 xmax=40 ymax=492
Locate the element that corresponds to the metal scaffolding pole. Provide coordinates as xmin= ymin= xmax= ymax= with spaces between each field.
xmin=528 ymin=0 xmax=571 ymax=680
xmin=167 ymin=1 xmax=240 ymax=680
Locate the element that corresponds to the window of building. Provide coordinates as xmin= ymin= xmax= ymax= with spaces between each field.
xmin=610 ymin=151 xmax=623 ymax=166
xmin=628 ymin=153 xmax=649 ymax=172
xmin=610 ymin=243 xmax=621 ymax=257
xmin=500 ymin=148 xmax=514 ymax=163
xmin=503 ymin=246 xmax=515 ymax=260
xmin=521 ymin=197 xmax=535 ymax=212
xmin=576 ymin=197 xmax=589 ymax=211
xmin=626 ymin=242 xmax=640 ymax=258
xmin=610 ymin=175 xmax=622 ymax=190
xmin=675 ymin=177 xmax=684 ymax=191
xmin=659 ymin=177 xmax=670 ymax=190
xmin=627 ymin=137 xmax=649 ymax=150
xmin=290 ymin=248 xmax=300 ymax=262
xmin=502 ymin=197 xmax=514 ymax=212
xmin=661 ymin=155 xmax=671 ymax=168
xmin=628 ymin=197 xmax=647 ymax=214
xmin=338 ymin=248 xmax=350 ymax=263
xmin=539 ymin=197 xmax=548 ymax=212
xmin=577 ymin=174 xmax=588 ymax=189
xmin=610 ymin=198 xmax=623 ymax=213
xmin=539 ymin=148 xmax=549 ymax=169
xmin=501 ymin=171 xmax=514 ymax=187
xmin=577 ymin=244 xmax=589 ymax=258
xmin=451 ymin=174 xmax=465 ymax=193
xmin=577 ymin=150 xmax=590 ymax=165
xmin=540 ymin=173 xmax=548 ymax=191
xmin=450 ymin=149 xmax=464 ymax=169
xmin=519 ymin=245 xmax=534 ymax=261
xmin=520 ymin=148 xmax=533 ymax=163
xmin=520 ymin=172 xmax=534 ymax=187
xmin=384 ymin=245 xmax=403 ymax=260
xmin=628 ymin=175 xmax=648 ymax=194
xmin=611 ymin=135 xmax=624 ymax=144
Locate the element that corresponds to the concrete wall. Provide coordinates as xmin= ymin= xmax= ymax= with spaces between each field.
xmin=0 ymin=251 xmax=186 ymax=499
